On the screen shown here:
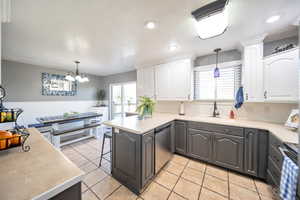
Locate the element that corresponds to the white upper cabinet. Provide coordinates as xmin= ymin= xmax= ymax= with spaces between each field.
xmin=137 ymin=66 xmax=155 ymax=98
xmin=263 ymin=48 xmax=299 ymax=102
xmin=155 ymin=59 xmax=193 ymax=101
xmin=242 ymin=42 xmax=264 ymax=102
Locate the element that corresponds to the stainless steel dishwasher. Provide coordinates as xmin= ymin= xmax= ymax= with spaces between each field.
xmin=155 ymin=123 xmax=172 ymax=173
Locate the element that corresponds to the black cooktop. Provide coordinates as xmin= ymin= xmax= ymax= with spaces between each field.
xmin=284 ymin=142 xmax=298 ymax=164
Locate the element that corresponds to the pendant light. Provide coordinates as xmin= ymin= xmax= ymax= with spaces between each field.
xmin=212 ymin=48 xmax=221 ymax=117
xmin=65 ymin=61 xmax=89 ymax=83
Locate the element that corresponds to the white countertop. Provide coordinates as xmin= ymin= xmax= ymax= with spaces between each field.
xmin=103 ymin=113 xmax=299 ymax=144
xmin=0 ymin=128 xmax=84 ymax=200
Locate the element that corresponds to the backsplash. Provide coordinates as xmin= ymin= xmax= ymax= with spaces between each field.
xmin=155 ymin=101 xmax=298 ymax=124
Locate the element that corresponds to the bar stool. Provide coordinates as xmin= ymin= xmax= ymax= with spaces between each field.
xmin=99 ymin=131 xmax=112 ymax=167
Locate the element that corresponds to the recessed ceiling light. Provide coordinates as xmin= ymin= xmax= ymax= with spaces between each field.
xmin=266 ymin=15 xmax=280 ymax=23
xmin=145 ymin=21 xmax=156 ymax=29
xmin=169 ymin=43 xmax=179 ymax=51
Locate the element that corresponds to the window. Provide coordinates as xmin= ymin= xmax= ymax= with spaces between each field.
xmin=110 ymin=82 xmax=137 ymax=119
xmin=194 ymin=63 xmax=241 ymax=100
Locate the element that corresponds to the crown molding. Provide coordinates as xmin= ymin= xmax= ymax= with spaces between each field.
xmin=240 ymin=33 xmax=268 ymax=47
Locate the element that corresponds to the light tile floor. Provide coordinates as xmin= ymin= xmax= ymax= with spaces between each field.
xmin=61 ymin=138 xmax=277 ymax=200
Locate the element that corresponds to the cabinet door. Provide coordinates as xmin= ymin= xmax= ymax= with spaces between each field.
xmin=168 ymin=59 xmax=192 ymax=100
xmin=155 ymin=59 xmax=192 ymax=101
xmin=187 ymin=129 xmax=212 ymax=162
xmin=142 ymin=131 xmax=155 ymax=187
xmin=175 ymin=121 xmax=187 ymax=155
xmin=243 ymin=43 xmax=264 ymax=102
xmin=112 ymin=129 xmax=141 ymax=193
xmin=264 ymin=48 xmax=299 ymax=102
xmin=155 ymin=63 xmax=170 ymax=100
xmin=244 ymin=129 xmax=258 ymax=176
xmin=213 ymin=133 xmax=244 ymax=172
xmin=137 ymin=67 xmax=155 ymax=98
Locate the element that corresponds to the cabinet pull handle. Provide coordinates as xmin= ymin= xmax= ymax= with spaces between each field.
xmin=264 ymin=91 xmax=267 ymax=99
xmin=246 ymin=93 xmax=249 ymax=100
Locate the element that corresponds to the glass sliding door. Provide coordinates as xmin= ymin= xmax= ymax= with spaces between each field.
xmin=110 ymin=82 xmax=136 ymax=119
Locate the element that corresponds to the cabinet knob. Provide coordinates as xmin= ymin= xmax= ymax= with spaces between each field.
xmin=264 ymin=91 xmax=267 ymax=99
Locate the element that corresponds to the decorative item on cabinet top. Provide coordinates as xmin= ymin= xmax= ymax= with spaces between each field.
xmin=42 ymin=72 xmax=77 ymax=96
xmin=272 ymin=43 xmax=295 ymax=54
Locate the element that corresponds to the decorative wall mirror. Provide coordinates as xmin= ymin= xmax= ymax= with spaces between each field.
xmin=42 ymin=73 xmax=77 ymax=96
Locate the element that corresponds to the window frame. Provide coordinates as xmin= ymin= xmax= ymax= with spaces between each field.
xmin=194 ymin=60 xmax=242 ymax=101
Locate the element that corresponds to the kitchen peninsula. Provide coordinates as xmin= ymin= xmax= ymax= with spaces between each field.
xmin=104 ymin=113 xmax=299 ymax=194
xmin=0 ymin=128 xmax=84 ymax=200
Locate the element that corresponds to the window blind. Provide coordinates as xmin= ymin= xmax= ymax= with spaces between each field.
xmin=194 ymin=64 xmax=241 ymax=100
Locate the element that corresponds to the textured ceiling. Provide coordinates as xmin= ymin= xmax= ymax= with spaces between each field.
xmin=2 ymin=0 xmax=300 ymax=75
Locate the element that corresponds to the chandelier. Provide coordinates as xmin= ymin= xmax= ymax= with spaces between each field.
xmin=65 ymin=61 xmax=89 ymax=83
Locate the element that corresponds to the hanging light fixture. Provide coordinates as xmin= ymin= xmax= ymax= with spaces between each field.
xmin=212 ymin=48 xmax=221 ymax=117
xmin=65 ymin=61 xmax=89 ymax=83
xmin=191 ymin=0 xmax=229 ymax=39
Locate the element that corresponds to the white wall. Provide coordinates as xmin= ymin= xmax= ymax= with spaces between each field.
xmin=0 ymin=100 xmax=97 ymax=129
xmin=155 ymin=101 xmax=297 ymax=124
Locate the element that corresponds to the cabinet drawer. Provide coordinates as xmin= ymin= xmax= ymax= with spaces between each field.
xmin=188 ymin=121 xmax=244 ymax=137
xmin=268 ymin=157 xmax=281 ymax=186
xmin=269 ymin=134 xmax=283 ymax=149
xmin=269 ymin=145 xmax=283 ymax=170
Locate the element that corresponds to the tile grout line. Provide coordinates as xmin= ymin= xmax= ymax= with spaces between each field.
xmin=254 ymin=180 xmax=263 ymax=200
xmin=67 ymin=142 xmax=114 ymax=194
xmin=227 ymin=170 xmax=230 ymax=200
xmin=69 ymin=140 xmax=122 ymax=200
xmin=103 ymin=184 xmax=122 ymax=200
xmin=197 ymin=163 xmax=207 ymax=200
xmin=166 ymin=158 xmax=190 ymax=200
xmin=71 ymin=142 xmax=112 ymax=177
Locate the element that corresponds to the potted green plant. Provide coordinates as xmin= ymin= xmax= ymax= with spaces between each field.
xmin=96 ymin=89 xmax=106 ymax=107
xmin=136 ymin=96 xmax=155 ymax=119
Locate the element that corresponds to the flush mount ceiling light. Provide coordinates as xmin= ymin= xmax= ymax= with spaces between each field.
xmin=266 ymin=15 xmax=280 ymax=23
xmin=145 ymin=21 xmax=156 ymax=29
xmin=192 ymin=0 xmax=229 ymax=39
xmin=169 ymin=43 xmax=179 ymax=51
xmin=65 ymin=61 xmax=89 ymax=83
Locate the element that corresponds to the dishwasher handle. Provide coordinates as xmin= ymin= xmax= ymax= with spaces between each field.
xmin=155 ymin=123 xmax=171 ymax=133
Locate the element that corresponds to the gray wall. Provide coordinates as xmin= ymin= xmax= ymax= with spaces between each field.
xmin=194 ymin=49 xmax=241 ymax=67
xmin=101 ymin=70 xmax=137 ymax=100
xmin=2 ymin=60 xmax=104 ymax=102
xmin=264 ymin=36 xmax=298 ymax=57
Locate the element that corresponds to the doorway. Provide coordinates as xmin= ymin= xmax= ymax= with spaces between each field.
xmin=110 ymin=82 xmax=137 ymax=119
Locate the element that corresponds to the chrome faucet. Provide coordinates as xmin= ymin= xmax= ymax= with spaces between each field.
xmin=212 ymin=101 xmax=220 ymax=118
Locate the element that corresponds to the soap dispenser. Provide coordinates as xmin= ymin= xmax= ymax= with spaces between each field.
xmin=179 ymin=102 xmax=185 ymax=115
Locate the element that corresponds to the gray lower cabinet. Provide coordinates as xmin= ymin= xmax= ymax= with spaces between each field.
xmin=112 ymin=129 xmax=142 ymax=193
xmin=141 ymin=131 xmax=155 ymax=187
xmin=184 ymin=122 xmax=268 ymax=178
xmin=244 ymin=129 xmax=258 ymax=176
xmin=213 ymin=133 xmax=244 ymax=172
xmin=112 ymin=128 xmax=155 ymax=194
xmin=187 ymin=129 xmax=212 ymax=161
xmin=244 ymin=129 xmax=268 ymax=178
xmin=175 ymin=121 xmax=187 ymax=155
xmin=50 ymin=182 xmax=81 ymax=200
